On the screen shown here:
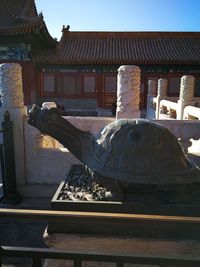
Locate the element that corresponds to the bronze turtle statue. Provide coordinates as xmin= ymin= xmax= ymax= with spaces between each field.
xmin=28 ymin=105 xmax=200 ymax=201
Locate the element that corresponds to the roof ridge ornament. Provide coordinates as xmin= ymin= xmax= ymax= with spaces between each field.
xmin=62 ymin=25 xmax=70 ymax=34
xmin=38 ymin=12 xmax=43 ymax=19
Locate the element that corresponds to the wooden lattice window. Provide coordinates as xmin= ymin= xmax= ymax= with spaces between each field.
xmin=83 ymin=76 xmax=96 ymax=93
xmin=104 ymin=76 xmax=117 ymax=93
xmin=43 ymin=75 xmax=55 ymax=93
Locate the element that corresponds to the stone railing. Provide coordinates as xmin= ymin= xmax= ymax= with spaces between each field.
xmin=156 ymin=119 xmax=200 ymax=154
xmin=147 ymin=96 xmax=179 ymax=119
xmin=24 ymin=116 xmax=200 ymax=187
xmin=183 ymin=105 xmax=200 ymax=120
xmin=157 ymin=98 xmax=200 ymax=120
xmin=147 ymin=97 xmax=200 ymax=120
xmin=159 ymin=99 xmax=178 ymax=119
xmin=24 ymin=116 xmax=115 ymax=187
xmin=146 ymin=75 xmax=200 ymax=120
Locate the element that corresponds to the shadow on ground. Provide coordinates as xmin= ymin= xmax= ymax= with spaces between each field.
xmin=0 ymin=198 xmax=51 ymax=266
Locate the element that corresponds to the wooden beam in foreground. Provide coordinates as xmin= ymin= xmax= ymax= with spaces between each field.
xmin=0 ymin=208 xmax=200 ymax=224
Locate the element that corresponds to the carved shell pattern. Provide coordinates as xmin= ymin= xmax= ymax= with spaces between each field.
xmin=93 ymin=119 xmax=191 ymax=179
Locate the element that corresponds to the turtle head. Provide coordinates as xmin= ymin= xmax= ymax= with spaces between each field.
xmin=28 ymin=104 xmax=92 ymax=161
xmin=28 ymin=104 xmax=57 ymax=135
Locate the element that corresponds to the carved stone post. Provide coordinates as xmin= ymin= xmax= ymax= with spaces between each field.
xmin=148 ymin=79 xmax=157 ymax=96
xmin=177 ymin=75 xmax=195 ymax=120
xmin=0 ymin=63 xmax=27 ymax=185
xmin=146 ymin=80 xmax=157 ymax=119
xmin=156 ymin=78 xmax=168 ymax=119
xmin=116 ymin=65 xmax=141 ymax=119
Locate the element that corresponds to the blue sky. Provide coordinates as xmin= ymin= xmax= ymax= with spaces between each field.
xmin=35 ymin=0 xmax=200 ymax=40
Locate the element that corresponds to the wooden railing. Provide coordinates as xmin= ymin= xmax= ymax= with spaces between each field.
xmin=1 ymin=208 xmax=200 ymax=267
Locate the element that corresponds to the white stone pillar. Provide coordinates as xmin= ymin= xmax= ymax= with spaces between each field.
xmin=146 ymin=80 xmax=157 ymax=119
xmin=116 ymin=65 xmax=141 ymax=119
xmin=156 ymin=78 xmax=168 ymax=119
xmin=0 ymin=63 xmax=27 ymax=185
xmin=177 ymin=75 xmax=195 ymax=120
xmin=149 ymin=80 xmax=157 ymax=95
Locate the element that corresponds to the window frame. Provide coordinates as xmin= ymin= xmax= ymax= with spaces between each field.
xmin=104 ymin=74 xmax=117 ymax=94
xmin=102 ymin=74 xmax=117 ymax=107
xmin=62 ymin=74 xmax=81 ymax=96
xmin=81 ymin=73 xmax=97 ymax=96
xmin=41 ymin=73 xmax=56 ymax=96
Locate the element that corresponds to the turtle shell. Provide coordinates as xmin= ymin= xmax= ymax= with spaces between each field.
xmin=82 ymin=119 xmax=200 ymax=185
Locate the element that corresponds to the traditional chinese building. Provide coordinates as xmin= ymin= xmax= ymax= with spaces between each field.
xmin=1 ymin=0 xmax=200 ymax=112
xmin=0 ymin=0 xmax=57 ymax=105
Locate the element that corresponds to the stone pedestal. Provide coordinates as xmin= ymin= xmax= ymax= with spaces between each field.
xmin=43 ymin=229 xmax=200 ymax=267
xmin=116 ymin=65 xmax=141 ymax=119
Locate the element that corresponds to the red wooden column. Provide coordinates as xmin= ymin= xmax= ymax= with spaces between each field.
xmin=21 ymin=62 xmax=36 ymax=105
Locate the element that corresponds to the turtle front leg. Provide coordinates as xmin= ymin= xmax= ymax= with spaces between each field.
xmin=94 ymin=174 xmax=125 ymax=202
